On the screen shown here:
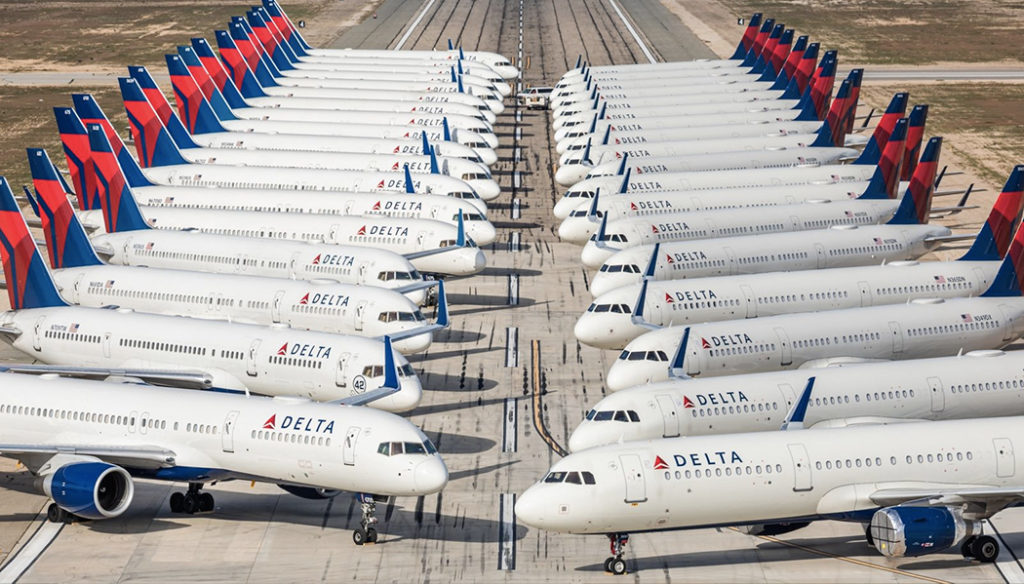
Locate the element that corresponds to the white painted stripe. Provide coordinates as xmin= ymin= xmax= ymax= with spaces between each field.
xmin=509 ymin=231 xmax=521 ymax=253
xmin=515 ymin=127 xmax=522 ymax=142
xmin=515 ymin=110 xmax=522 ymax=123
xmin=394 ymin=0 xmax=438 ymax=51
xmin=505 ymin=326 xmax=519 ymax=366
xmin=513 ymin=171 xmax=521 ymax=189
xmin=605 ymin=0 xmax=657 ymax=63
xmin=507 ymin=273 xmax=520 ymax=305
xmin=498 ymin=493 xmax=517 ymax=570
xmin=514 ymin=146 xmax=521 ymax=163
xmin=0 ymin=519 xmax=63 ymax=583
xmin=988 ymin=519 xmax=1024 ymax=584
xmin=511 ymin=198 xmax=521 ymax=219
xmin=502 ymin=398 xmax=518 ymax=452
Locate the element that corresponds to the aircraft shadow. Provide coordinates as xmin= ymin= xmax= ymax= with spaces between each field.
xmin=433 ymin=329 xmax=486 ymax=343
xmin=407 ymin=396 xmax=508 ymax=416
xmin=430 ymin=431 xmax=497 ymax=455
xmin=418 ymin=373 xmax=500 ymax=392
xmin=448 ymin=460 xmax=518 ymax=481
xmin=476 ymin=267 xmax=543 ymax=277
xmin=407 ymin=346 xmax=500 ymax=362
xmin=490 ymin=221 xmax=543 ymax=229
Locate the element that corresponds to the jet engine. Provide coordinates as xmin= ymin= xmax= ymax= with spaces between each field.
xmin=870 ymin=506 xmax=980 ymax=558
xmin=41 ymin=461 xmax=134 ymax=520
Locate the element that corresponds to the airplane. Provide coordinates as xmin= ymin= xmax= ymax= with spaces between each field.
xmin=185 ymin=38 xmax=506 ymax=114
xmin=174 ymin=44 xmax=500 ymax=124
xmin=574 ymin=165 xmax=1020 ymax=348
xmin=0 ymin=363 xmax=447 ymax=545
xmin=557 ymin=105 xmax=927 ymax=244
xmin=118 ymin=77 xmax=499 ymax=205
xmin=517 ymin=414 xmax=1024 ymax=573
xmin=603 ymin=197 xmax=1024 ymax=389
xmin=258 ymin=0 xmax=519 ymax=78
xmin=569 ymin=350 xmax=1024 ymax=452
xmin=28 ymin=172 xmax=448 ymax=355
xmin=75 ymin=124 xmax=488 ymax=277
xmin=577 ymin=128 xmax=926 ymax=267
xmin=0 ymin=176 xmax=423 ymax=411
xmin=555 ymin=67 xmax=863 ymax=157
xmin=129 ymin=64 xmax=499 ymax=161
xmin=552 ymin=92 xmax=910 ymax=220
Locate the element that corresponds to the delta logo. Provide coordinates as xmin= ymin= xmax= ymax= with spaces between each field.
xmin=377 ymin=180 xmax=386 ymax=189
xmin=666 ymin=254 xmax=674 ymax=264
xmin=392 ymin=162 xmax=400 ymax=171
xmin=261 ymin=413 xmax=335 ymax=434
xmin=277 ymin=343 xmax=288 ymax=355
xmin=651 ymin=225 xmax=659 ymax=234
xmin=275 ymin=342 xmax=333 ymax=359
xmin=682 ymin=396 xmax=695 ymax=409
xmin=372 ymin=201 xmax=381 ymax=211
xmin=299 ymin=293 xmax=310 ymax=305
xmin=630 ymin=202 xmax=638 ymax=211
xmin=701 ymin=337 xmax=711 ymax=349
xmin=312 ymin=254 xmax=321 ymax=264
xmin=665 ymin=293 xmax=674 ymax=303
xmin=357 ymin=225 xmax=367 ymax=236
xmin=653 ymin=456 xmax=669 ymax=470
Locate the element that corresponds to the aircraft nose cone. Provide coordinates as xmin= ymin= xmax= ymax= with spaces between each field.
xmin=555 ymin=164 xmax=589 ymax=187
xmin=514 ymin=486 xmax=547 ymax=529
xmin=477 ymin=148 xmax=498 ymax=166
xmin=557 ymin=217 xmax=596 ymax=244
xmin=386 ymin=373 xmax=423 ymax=413
xmin=581 ymin=244 xmax=614 ymax=269
xmin=414 ymin=458 xmax=449 ymax=493
xmin=472 ymin=250 xmax=487 ymax=272
xmin=469 ymin=222 xmax=497 ymax=246
xmin=472 ymin=180 xmax=501 ymax=201
xmin=589 ymin=273 xmax=638 ymax=298
xmin=605 ymin=360 xmax=638 ymax=392
xmin=568 ymin=424 xmax=602 ymax=453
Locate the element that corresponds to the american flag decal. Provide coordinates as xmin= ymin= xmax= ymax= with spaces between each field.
xmin=934 ymin=275 xmax=946 ymax=283
xmin=961 ymin=314 xmax=973 ymax=323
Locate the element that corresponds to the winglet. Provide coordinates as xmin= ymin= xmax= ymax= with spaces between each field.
xmin=586 ymin=187 xmax=601 ymax=222
xmin=382 ymin=336 xmax=399 ymax=390
xmin=619 ymin=167 xmax=631 ymax=193
xmin=429 ymin=147 xmax=439 ymax=174
xmin=593 ymin=212 xmax=609 ymax=249
xmin=616 ymin=152 xmax=629 ymax=176
xmin=455 ymin=210 xmax=466 ymax=247
xmin=629 ymin=279 xmax=660 ymax=330
xmin=442 ymin=117 xmax=451 ymax=142
xmin=781 ymin=377 xmax=815 ymax=430
xmin=435 ymin=280 xmax=449 ymax=328
xmin=582 ymin=137 xmax=592 ymax=165
xmin=644 ymin=242 xmax=660 ymax=279
xmin=601 ymin=124 xmax=611 ymax=146
xmin=27 ymin=148 xmax=103 ymax=269
xmin=403 ymin=165 xmax=416 ymax=194
xmin=668 ymin=327 xmax=690 ymax=379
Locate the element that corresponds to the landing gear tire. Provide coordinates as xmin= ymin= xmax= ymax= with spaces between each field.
xmin=199 ymin=492 xmax=215 ymax=512
xmin=353 ymin=529 xmax=366 ymax=546
xmin=182 ymin=494 xmax=200 ymax=514
xmin=962 ymin=536 xmax=978 ymax=558
xmin=169 ymin=492 xmax=184 ymax=513
xmin=864 ymin=525 xmax=874 ymax=547
xmin=603 ymin=558 xmax=613 ymax=572
xmin=609 ymin=558 xmax=627 ymax=576
xmin=366 ymin=528 xmax=378 ymax=543
xmin=972 ymin=535 xmax=999 ymax=563
xmin=353 ymin=494 xmax=381 ymax=546
xmin=46 ymin=503 xmax=69 ymax=524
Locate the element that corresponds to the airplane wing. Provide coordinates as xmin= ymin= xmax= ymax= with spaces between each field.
xmin=0 ymin=326 xmax=23 ymax=341
xmin=328 ymin=336 xmax=401 ymax=407
xmin=377 ymin=280 xmax=449 ymax=342
xmin=0 ymin=364 xmax=214 ymax=390
xmin=404 ymin=211 xmax=469 ymax=260
xmin=925 ymin=233 xmax=978 ymax=244
xmin=92 ymin=242 xmax=116 ymax=259
xmin=393 ymin=280 xmax=439 ymax=295
xmin=0 ymin=443 xmax=177 ymax=470
xmin=870 ymin=485 xmax=1024 ymax=520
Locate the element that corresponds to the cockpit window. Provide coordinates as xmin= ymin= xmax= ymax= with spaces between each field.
xmin=399 ymin=363 xmax=415 ymax=376
xmin=378 ymin=270 xmax=419 ymax=282
xmin=453 ymin=213 xmax=486 ymax=221
xmin=594 ymin=232 xmax=628 ymax=243
xmin=542 ymin=471 xmax=597 ymax=485
xmin=570 ymin=209 xmax=602 ymax=218
xmin=379 ymin=311 xmax=425 ymax=323
xmin=585 ymin=409 xmax=641 ymax=423
xmin=566 ymin=190 xmax=595 ymax=200
xmin=453 ymin=191 xmax=480 ymax=200
xmin=544 ymin=471 xmax=566 ymax=483
xmin=598 ymin=264 xmax=641 ymax=274
xmin=377 ymin=441 xmax=436 ymax=456
xmin=618 ymin=350 xmax=668 ymax=362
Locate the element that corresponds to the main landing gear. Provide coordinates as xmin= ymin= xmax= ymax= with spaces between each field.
xmin=46 ymin=503 xmax=75 ymax=524
xmin=169 ymin=482 xmax=215 ymax=514
xmin=352 ymin=493 xmax=380 ymax=545
xmin=962 ymin=535 xmax=1000 ymax=563
xmin=604 ymin=533 xmax=630 ymax=575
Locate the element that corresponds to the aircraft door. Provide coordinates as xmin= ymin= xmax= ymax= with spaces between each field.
xmin=72 ymin=273 xmax=86 ymax=302
xmin=103 ymin=332 xmax=112 ymax=358
xmin=128 ymin=410 xmax=138 ymax=434
xmin=998 ymin=304 xmax=1017 ymax=341
xmin=655 ymin=395 xmax=680 ymax=438
xmin=994 ymin=438 xmax=1015 ymax=478
xmin=345 ymin=200 xmax=355 ymax=214
xmin=787 ymin=443 xmax=813 ymax=492
xmin=335 ymin=352 xmax=351 ymax=387
xmin=139 ymin=412 xmax=150 ymax=435
xmin=32 ymin=316 xmax=46 ymax=352
xmin=927 ymin=376 xmax=945 ymax=413
xmin=739 ymin=285 xmax=756 ymax=318
xmin=358 ymin=261 xmax=370 ymax=283
xmin=343 ymin=427 xmax=360 ymax=466
xmin=619 ymin=454 xmax=647 ymax=503
xmin=857 ymin=281 xmax=872 ymax=306
xmin=271 ymin=290 xmax=285 ymax=323
xmin=888 ymin=321 xmax=904 ymax=354
xmin=774 ymin=327 xmax=792 ymax=366
xmin=289 ymin=253 xmax=301 ymax=278
xmin=723 ymin=247 xmax=737 ymax=275
xmin=683 ymin=337 xmax=702 ymax=377
xmin=814 ymin=243 xmax=826 ymax=268
xmin=222 ymin=410 xmax=240 ymax=453
xmin=354 ymin=301 xmax=368 ymax=332
xmin=246 ymin=339 xmax=262 ymax=377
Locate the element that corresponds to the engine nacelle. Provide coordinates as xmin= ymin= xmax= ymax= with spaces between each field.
xmin=870 ymin=506 xmax=981 ymax=558
xmin=42 ymin=461 xmax=134 ymax=520
xmin=278 ymin=484 xmax=342 ymax=500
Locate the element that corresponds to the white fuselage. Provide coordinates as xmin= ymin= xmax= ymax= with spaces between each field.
xmin=551 ymin=79 xmax=781 ymax=111
xmin=517 ymin=417 xmax=1024 ymax=534
xmin=89 ymin=230 xmax=431 ymax=305
xmin=50 ymin=265 xmax=434 ymax=354
xmin=570 ymin=350 xmax=1024 ymax=451
xmin=219 ymin=109 xmax=493 ymax=136
xmin=278 ymin=61 xmax=509 ymax=92
xmin=553 ymin=89 xmax=786 ymax=120
xmin=298 ymin=50 xmax=519 ymax=79
xmin=241 ymin=87 xmax=497 ymax=113
xmin=0 ymin=375 xmax=447 ymax=497
xmin=589 ymin=223 xmax=950 ymax=295
xmin=139 ymin=158 xmax=493 ymax=202
xmin=606 ymin=296 xmax=1024 ymax=390
xmin=552 ymin=95 xmax=801 ymax=131
xmin=553 ymin=68 xmax=758 ymax=100
xmin=89 ymin=207 xmax=486 ymax=277
xmin=261 ymin=75 xmax=501 ymax=106
xmin=227 ymin=92 xmax=494 ymax=124
xmin=553 ymin=109 xmax=816 ymax=142
xmin=576 ymin=199 xmax=896 ymax=263
xmin=577 ymin=259 xmax=996 ymax=349
xmin=554 ymin=163 xmax=882 ymax=220
xmin=559 ymin=181 xmax=882 ymax=243
xmin=160 ymin=146 xmax=497 ymax=202
xmin=0 ymin=306 xmax=423 ymax=410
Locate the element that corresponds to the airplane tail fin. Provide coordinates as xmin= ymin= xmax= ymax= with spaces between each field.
xmin=0 ymin=176 xmax=68 ymax=309
xmin=169 ymin=52 xmax=239 ymax=122
xmin=751 ymin=23 xmax=784 ymax=75
xmin=86 ymin=123 xmax=152 ymax=233
xmin=887 ymin=135 xmax=940 ymax=225
xmin=180 ymin=44 xmax=249 ymax=109
xmin=255 ymin=5 xmax=301 ymax=63
xmin=53 ymin=106 xmax=99 ymax=210
xmin=247 ymin=9 xmax=293 ymax=71
xmin=26 ymin=149 xmax=103 ymax=269
xmin=731 ymin=13 xmax=762 ymax=59
xmin=71 ymin=95 xmax=156 ymax=193
xmin=758 ymin=27 xmax=793 ymax=81
xmin=123 ymin=70 xmax=199 ymax=149
xmin=165 ymin=54 xmax=236 ymax=134
xmin=192 ymin=37 xmax=267 ymax=101
xmin=854 ymin=92 xmax=909 ymax=165
xmin=772 ymin=34 xmax=807 ymax=90
xmin=981 ymin=167 xmax=1024 ymax=297
xmin=120 ymin=78 xmax=190 ymax=168
xmin=780 ymin=42 xmax=818 ymax=100
xmin=223 ymin=23 xmax=280 ymax=88
xmin=741 ymin=17 xmax=774 ymax=68
xmin=800 ymin=50 xmax=837 ymax=121
xmin=215 ymin=29 xmax=274 ymax=93
xmin=822 ymin=71 xmax=858 ymax=147
xmin=962 ymin=165 xmax=1024 ymax=262
xmin=261 ymin=0 xmax=311 ymax=55
xmin=902 ymin=104 xmax=929 ymax=181
xmin=233 ymin=17 xmax=284 ymax=79
xmin=870 ymin=117 xmax=909 ymax=199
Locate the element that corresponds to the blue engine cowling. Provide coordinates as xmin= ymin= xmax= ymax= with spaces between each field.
xmin=42 ymin=461 xmax=134 ymax=520
xmin=870 ymin=506 xmax=980 ymax=558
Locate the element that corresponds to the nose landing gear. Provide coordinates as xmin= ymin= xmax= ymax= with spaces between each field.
xmin=604 ymin=533 xmax=630 ymax=575
xmin=353 ymin=493 xmax=381 ymax=545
